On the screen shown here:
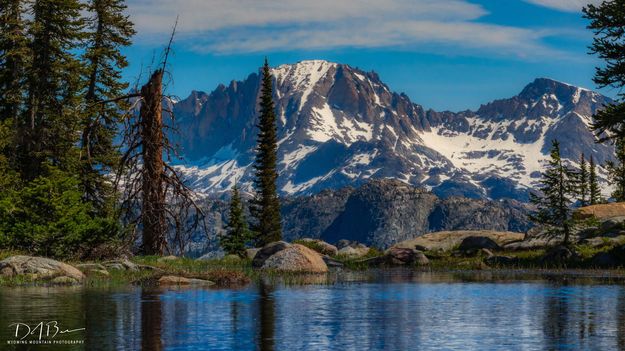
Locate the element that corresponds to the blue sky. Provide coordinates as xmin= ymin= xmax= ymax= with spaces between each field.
xmin=123 ymin=0 xmax=611 ymax=112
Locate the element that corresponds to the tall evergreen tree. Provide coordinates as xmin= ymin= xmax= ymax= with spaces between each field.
xmin=576 ymin=153 xmax=589 ymax=206
xmin=250 ymin=58 xmax=282 ymax=247
xmin=530 ymin=140 xmax=575 ymax=245
xmin=0 ymin=0 xmax=28 ymax=128
xmin=18 ymin=0 xmax=86 ymax=180
xmin=80 ymin=0 xmax=135 ymax=210
xmin=584 ymin=2 xmax=625 ymax=142
xmin=605 ymin=137 xmax=625 ymax=201
xmin=589 ymin=155 xmax=601 ymax=205
xmin=221 ymin=185 xmax=251 ymax=257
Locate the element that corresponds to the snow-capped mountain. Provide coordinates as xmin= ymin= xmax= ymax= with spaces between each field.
xmin=171 ymin=60 xmax=614 ymax=201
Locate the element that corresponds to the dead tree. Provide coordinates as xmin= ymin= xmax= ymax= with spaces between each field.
xmin=114 ymin=68 xmax=204 ymax=256
xmin=139 ymin=69 xmax=167 ymax=255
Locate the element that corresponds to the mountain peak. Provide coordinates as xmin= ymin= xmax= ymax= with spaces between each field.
xmin=519 ymin=77 xmax=592 ymax=101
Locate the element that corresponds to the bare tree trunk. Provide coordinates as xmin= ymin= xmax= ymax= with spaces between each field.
xmin=140 ymin=69 xmax=166 ymax=255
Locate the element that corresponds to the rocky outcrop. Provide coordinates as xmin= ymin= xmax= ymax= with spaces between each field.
xmin=573 ymin=203 xmax=625 ymax=220
xmin=458 ymin=236 xmax=501 ymax=252
xmin=337 ymin=246 xmax=370 ymax=258
xmin=260 ymin=244 xmax=328 ymax=273
xmin=296 ymin=238 xmax=338 ymax=256
xmin=381 ymin=247 xmax=429 ymax=266
xmin=0 ymin=256 xmax=85 ymax=284
xmin=393 ymin=230 xmax=524 ymax=252
xmin=252 ymin=241 xmax=290 ymax=268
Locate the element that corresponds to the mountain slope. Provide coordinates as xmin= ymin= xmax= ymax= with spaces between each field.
xmin=172 ymin=60 xmax=613 ymax=201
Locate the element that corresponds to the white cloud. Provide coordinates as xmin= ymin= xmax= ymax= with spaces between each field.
xmin=523 ymin=0 xmax=603 ymax=12
xmin=126 ymin=0 xmax=569 ymax=58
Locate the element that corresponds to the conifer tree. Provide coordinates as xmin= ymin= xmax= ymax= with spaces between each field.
xmin=18 ymin=0 xmax=86 ymax=180
xmin=585 ymin=2 xmax=625 ymax=142
xmin=0 ymin=0 xmax=28 ymax=128
xmin=80 ymin=0 xmax=135 ymax=210
xmin=606 ymin=137 xmax=625 ymax=202
xmin=530 ymin=140 xmax=575 ymax=245
xmin=250 ymin=58 xmax=282 ymax=247
xmin=589 ymin=155 xmax=601 ymax=205
xmin=221 ymin=185 xmax=250 ymax=257
xmin=576 ymin=153 xmax=589 ymax=206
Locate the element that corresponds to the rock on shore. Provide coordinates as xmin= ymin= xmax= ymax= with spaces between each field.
xmin=0 ymin=255 xmax=85 ymax=284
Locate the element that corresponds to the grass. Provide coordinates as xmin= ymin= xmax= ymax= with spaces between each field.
xmin=3 ymin=239 xmax=625 ymax=288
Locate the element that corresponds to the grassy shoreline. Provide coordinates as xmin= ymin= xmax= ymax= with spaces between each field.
xmin=2 ymin=242 xmax=625 ymax=288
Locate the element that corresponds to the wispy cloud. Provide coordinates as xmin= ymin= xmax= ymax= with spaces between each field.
xmin=126 ymin=0 xmax=573 ymax=58
xmin=522 ymin=0 xmax=603 ymax=12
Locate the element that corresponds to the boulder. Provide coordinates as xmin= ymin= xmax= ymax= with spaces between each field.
xmin=541 ymin=245 xmax=579 ymax=265
xmin=573 ymin=202 xmax=625 ymax=220
xmin=298 ymin=238 xmax=339 ymax=256
xmin=0 ymin=256 xmax=85 ymax=282
xmin=158 ymin=275 xmax=215 ymax=286
xmin=103 ymin=259 xmax=139 ymax=271
xmin=600 ymin=216 xmax=625 ymax=232
xmin=458 ymin=236 xmax=501 ymax=252
xmin=393 ymin=230 xmax=524 ymax=252
xmin=252 ymin=241 xmax=291 ymax=268
xmin=386 ymin=247 xmax=429 ymax=266
xmin=337 ymin=246 xmax=370 ymax=258
xmin=336 ymin=240 xmax=352 ymax=250
xmin=223 ymin=254 xmax=242 ymax=261
xmin=76 ymin=263 xmax=110 ymax=276
xmin=246 ymin=248 xmax=260 ymax=260
xmin=260 ymin=244 xmax=328 ymax=273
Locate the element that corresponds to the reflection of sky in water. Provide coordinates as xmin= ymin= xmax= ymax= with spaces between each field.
xmin=1 ymin=272 xmax=624 ymax=350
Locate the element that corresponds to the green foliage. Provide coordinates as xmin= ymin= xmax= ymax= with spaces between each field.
xmin=585 ymin=2 xmax=625 ymax=142
xmin=221 ymin=185 xmax=251 ymax=257
xmin=606 ymin=137 xmax=625 ymax=201
xmin=588 ymin=155 xmax=602 ymax=205
xmin=0 ymin=166 xmax=121 ymax=259
xmin=574 ymin=153 xmax=589 ymax=206
xmin=530 ymin=140 xmax=575 ymax=244
xmin=250 ymin=58 xmax=282 ymax=246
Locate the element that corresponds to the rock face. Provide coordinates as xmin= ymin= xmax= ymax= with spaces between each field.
xmin=393 ymin=230 xmax=524 ymax=252
xmin=0 ymin=256 xmax=85 ymax=283
xmin=171 ymin=60 xmax=613 ymax=202
xmin=283 ymin=180 xmax=531 ymax=249
xmin=573 ymin=203 xmax=625 ymax=220
xmin=260 ymin=244 xmax=328 ymax=273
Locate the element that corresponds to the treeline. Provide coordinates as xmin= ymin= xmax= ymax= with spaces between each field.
xmin=0 ymin=0 xmax=134 ymax=258
xmin=530 ymin=2 xmax=625 ymax=246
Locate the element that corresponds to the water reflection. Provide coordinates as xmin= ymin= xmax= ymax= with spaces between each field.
xmin=1 ymin=272 xmax=625 ymax=350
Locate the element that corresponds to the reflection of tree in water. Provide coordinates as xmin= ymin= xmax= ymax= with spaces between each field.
xmin=257 ymin=281 xmax=276 ymax=351
xmin=543 ymin=283 xmax=570 ymax=350
xmin=141 ymin=289 xmax=163 ymax=351
xmin=618 ymin=288 xmax=625 ymax=350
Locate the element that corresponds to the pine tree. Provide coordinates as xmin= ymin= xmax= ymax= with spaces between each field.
xmin=589 ymin=155 xmax=601 ymax=205
xmin=18 ymin=0 xmax=86 ymax=180
xmin=530 ymin=140 xmax=575 ymax=245
xmin=605 ymin=137 xmax=625 ymax=201
xmin=250 ymin=58 xmax=282 ymax=247
xmin=221 ymin=185 xmax=250 ymax=257
xmin=80 ymin=0 xmax=135 ymax=210
xmin=576 ymin=153 xmax=589 ymax=206
xmin=584 ymin=2 xmax=625 ymax=141
xmin=0 ymin=0 xmax=28 ymax=127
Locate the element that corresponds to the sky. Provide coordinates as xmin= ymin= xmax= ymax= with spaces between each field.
xmin=122 ymin=0 xmax=612 ymax=112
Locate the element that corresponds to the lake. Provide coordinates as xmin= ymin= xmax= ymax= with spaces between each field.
xmin=1 ymin=269 xmax=625 ymax=350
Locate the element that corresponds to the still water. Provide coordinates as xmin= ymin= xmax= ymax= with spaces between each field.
xmin=1 ymin=270 xmax=625 ymax=350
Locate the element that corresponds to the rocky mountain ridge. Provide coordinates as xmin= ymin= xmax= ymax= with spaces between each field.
xmin=171 ymin=60 xmax=614 ymax=201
